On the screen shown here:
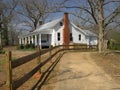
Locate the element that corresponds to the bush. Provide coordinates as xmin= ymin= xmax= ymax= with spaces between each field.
xmin=0 ymin=45 xmax=5 ymax=54
xmin=108 ymin=40 xmax=120 ymax=50
xmin=18 ymin=44 xmax=35 ymax=50
xmin=0 ymin=50 xmax=5 ymax=54
xmin=31 ymin=44 xmax=35 ymax=48
xmin=114 ymin=44 xmax=120 ymax=50
xmin=19 ymin=44 xmax=25 ymax=49
xmin=25 ymin=44 xmax=31 ymax=49
xmin=0 ymin=45 xmax=2 ymax=50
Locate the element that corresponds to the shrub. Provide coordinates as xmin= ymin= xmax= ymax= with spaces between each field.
xmin=31 ymin=44 xmax=35 ymax=48
xmin=108 ymin=40 xmax=120 ymax=50
xmin=18 ymin=43 xmax=35 ymax=50
xmin=25 ymin=44 xmax=31 ymax=49
xmin=0 ymin=45 xmax=5 ymax=54
xmin=0 ymin=45 xmax=2 ymax=50
xmin=19 ymin=44 xmax=25 ymax=49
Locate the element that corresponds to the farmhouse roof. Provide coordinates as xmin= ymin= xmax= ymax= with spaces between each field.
xmin=19 ymin=17 xmax=97 ymax=37
xmin=71 ymin=22 xmax=97 ymax=37
xmin=34 ymin=17 xmax=63 ymax=32
xmin=34 ymin=17 xmax=97 ymax=37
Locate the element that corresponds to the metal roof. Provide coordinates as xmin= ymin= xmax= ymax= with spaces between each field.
xmin=34 ymin=17 xmax=63 ymax=32
xmin=71 ymin=22 xmax=97 ymax=37
xmin=19 ymin=17 xmax=97 ymax=37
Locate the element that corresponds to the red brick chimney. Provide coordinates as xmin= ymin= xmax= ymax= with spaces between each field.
xmin=62 ymin=13 xmax=70 ymax=45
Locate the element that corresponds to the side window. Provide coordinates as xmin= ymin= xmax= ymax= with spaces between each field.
xmin=60 ymin=22 xmax=63 ymax=26
xmin=79 ymin=34 xmax=81 ymax=41
xmin=70 ymin=33 xmax=73 ymax=41
xmin=57 ymin=32 xmax=60 ymax=41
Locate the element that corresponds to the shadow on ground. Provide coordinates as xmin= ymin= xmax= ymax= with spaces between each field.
xmin=31 ymin=53 xmax=64 ymax=90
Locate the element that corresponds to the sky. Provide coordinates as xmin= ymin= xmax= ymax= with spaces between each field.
xmin=2 ymin=0 xmax=120 ymax=31
xmin=42 ymin=0 xmax=120 ymax=24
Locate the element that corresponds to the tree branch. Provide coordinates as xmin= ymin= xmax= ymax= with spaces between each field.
xmin=103 ymin=0 xmax=120 ymax=5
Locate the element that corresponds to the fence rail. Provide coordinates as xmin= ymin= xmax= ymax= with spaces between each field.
xmin=5 ymin=44 xmax=97 ymax=90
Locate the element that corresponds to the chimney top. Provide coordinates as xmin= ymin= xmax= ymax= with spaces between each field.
xmin=64 ymin=12 xmax=68 ymax=14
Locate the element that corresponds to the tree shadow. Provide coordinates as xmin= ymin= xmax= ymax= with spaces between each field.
xmin=31 ymin=53 xmax=65 ymax=90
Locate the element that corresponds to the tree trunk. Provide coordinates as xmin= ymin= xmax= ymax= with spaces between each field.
xmin=0 ymin=32 xmax=1 ymax=46
xmin=98 ymin=0 xmax=104 ymax=53
xmin=0 ymin=23 xmax=2 ymax=46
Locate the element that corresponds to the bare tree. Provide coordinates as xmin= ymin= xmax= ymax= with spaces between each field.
xmin=0 ymin=0 xmax=18 ymax=46
xmin=59 ymin=0 xmax=120 ymax=52
xmin=98 ymin=0 xmax=104 ymax=53
xmin=16 ymin=0 xmax=50 ymax=30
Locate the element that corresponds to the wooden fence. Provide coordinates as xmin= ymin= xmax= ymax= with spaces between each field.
xmin=5 ymin=44 xmax=97 ymax=90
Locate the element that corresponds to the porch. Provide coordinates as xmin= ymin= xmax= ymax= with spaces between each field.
xmin=19 ymin=34 xmax=52 ymax=48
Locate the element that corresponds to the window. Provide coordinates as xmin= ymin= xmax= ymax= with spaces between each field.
xmin=57 ymin=33 xmax=60 ymax=41
xmin=60 ymin=22 xmax=63 ymax=26
xmin=47 ymin=34 xmax=49 ymax=41
xmin=79 ymin=34 xmax=81 ymax=41
xmin=70 ymin=33 xmax=73 ymax=41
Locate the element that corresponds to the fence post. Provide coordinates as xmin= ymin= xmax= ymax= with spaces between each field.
xmin=5 ymin=51 xmax=12 ymax=90
xmin=37 ymin=46 xmax=41 ymax=73
xmin=49 ymin=45 xmax=52 ymax=62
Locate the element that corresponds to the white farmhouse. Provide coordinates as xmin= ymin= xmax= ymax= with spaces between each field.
xmin=18 ymin=13 xmax=98 ymax=48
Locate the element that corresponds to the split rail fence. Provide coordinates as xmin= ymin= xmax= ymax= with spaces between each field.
xmin=5 ymin=44 xmax=97 ymax=90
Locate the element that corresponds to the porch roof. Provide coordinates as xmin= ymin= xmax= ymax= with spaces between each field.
xmin=18 ymin=30 xmax=53 ymax=38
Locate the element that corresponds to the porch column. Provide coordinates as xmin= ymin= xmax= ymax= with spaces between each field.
xmin=31 ymin=35 xmax=34 ymax=44
xmin=28 ymin=36 xmax=30 ymax=44
xmin=25 ymin=37 xmax=28 ymax=44
xmin=39 ymin=34 xmax=41 ymax=48
xmin=52 ymin=29 xmax=55 ymax=46
xmin=26 ymin=37 xmax=28 ymax=44
xmin=35 ymin=35 xmax=37 ymax=46
xmin=22 ymin=38 xmax=24 ymax=45
xmin=21 ymin=38 xmax=22 ymax=44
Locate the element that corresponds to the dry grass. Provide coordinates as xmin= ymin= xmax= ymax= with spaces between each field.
xmin=0 ymin=46 xmax=37 ymax=89
xmin=90 ymin=51 xmax=120 ymax=84
xmin=0 ymin=46 xmax=59 ymax=89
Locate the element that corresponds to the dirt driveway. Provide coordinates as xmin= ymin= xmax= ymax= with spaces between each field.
xmin=42 ymin=52 xmax=120 ymax=90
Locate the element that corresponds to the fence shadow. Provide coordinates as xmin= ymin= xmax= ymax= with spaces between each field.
xmin=31 ymin=53 xmax=65 ymax=90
